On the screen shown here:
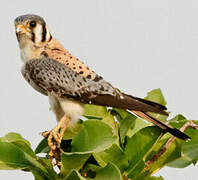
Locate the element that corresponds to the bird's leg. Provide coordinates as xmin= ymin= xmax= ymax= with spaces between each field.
xmin=42 ymin=115 xmax=70 ymax=166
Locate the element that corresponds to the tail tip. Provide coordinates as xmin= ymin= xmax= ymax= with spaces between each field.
xmin=169 ymin=128 xmax=191 ymax=141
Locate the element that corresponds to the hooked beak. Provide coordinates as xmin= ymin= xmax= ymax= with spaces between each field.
xmin=16 ymin=24 xmax=27 ymax=34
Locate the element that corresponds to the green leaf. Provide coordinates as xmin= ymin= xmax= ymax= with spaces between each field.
xmin=102 ymin=112 xmax=118 ymax=137
xmin=144 ymin=137 xmax=168 ymax=163
xmin=145 ymin=120 xmax=198 ymax=174
xmin=32 ymin=172 xmax=47 ymax=180
xmin=0 ymin=133 xmax=54 ymax=179
xmin=63 ymin=121 xmax=84 ymax=140
xmin=0 ymin=142 xmax=52 ymax=178
xmin=2 ymin=88 xmax=198 ymax=180
xmin=141 ymin=119 xmax=197 ymax=176
xmin=125 ymin=126 xmax=164 ymax=178
xmin=0 ymin=133 xmax=35 ymax=157
xmin=0 ymin=133 xmax=31 ymax=146
xmin=144 ymin=88 xmax=166 ymax=106
xmin=111 ymin=108 xmax=131 ymax=122
xmin=144 ymin=176 xmax=164 ymax=180
xmin=167 ymin=125 xmax=198 ymax=168
xmin=147 ymin=112 xmax=168 ymax=123
xmin=127 ymin=117 xmax=150 ymax=138
xmin=84 ymin=104 xmax=108 ymax=119
xmin=193 ymin=157 xmax=198 ymax=165
xmin=169 ymin=114 xmax=187 ymax=122
xmin=94 ymin=144 xmax=128 ymax=172
xmin=72 ymin=120 xmax=116 ymax=153
xmin=61 ymin=152 xmax=90 ymax=175
xmin=36 ymin=157 xmax=58 ymax=179
xmin=119 ymin=113 xmax=136 ymax=143
xmin=92 ymin=163 xmax=122 ymax=180
xmin=144 ymin=89 xmax=168 ymax=122
xmin=128 ymin=159 xmax=145 ymax=179
xmin=0 ymin=142 xmax=31 ymax=170
xmin=81 ymin=163 xmax=100 ymax=177
xmin=141 ymin=139 xmax=182 ymax=177
xmin=35 ymin=138 xmax=49 ymax=154
xmin=112 ymin=108 xmax=151 ymax=138
xmin=64 ymin=170 xmax=86 ymax=180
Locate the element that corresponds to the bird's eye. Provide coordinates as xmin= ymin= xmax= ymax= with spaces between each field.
xmin=29 ymin=21 xmax=36 ymax=28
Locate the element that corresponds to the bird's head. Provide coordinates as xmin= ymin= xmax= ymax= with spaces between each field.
xmin=14 ymin=14 xmax=52 ymax=49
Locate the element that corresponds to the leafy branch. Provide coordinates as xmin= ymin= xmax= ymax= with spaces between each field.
xmin=0 ymin=89 xmax=198 ymax=180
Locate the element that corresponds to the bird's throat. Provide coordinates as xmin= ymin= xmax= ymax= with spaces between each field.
xmin=20 ymin=43 xmax=44 ymax=63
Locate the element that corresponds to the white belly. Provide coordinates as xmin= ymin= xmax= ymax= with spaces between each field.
xmin=48 ymin=94 xmax=84 ymax=126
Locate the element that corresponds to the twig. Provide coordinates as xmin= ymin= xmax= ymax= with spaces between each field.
xmin=144 ymin=120 xmax=198 ymax=170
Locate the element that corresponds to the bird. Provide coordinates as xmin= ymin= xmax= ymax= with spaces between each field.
xmin=14 ymin=14 xmax=190 ymax=163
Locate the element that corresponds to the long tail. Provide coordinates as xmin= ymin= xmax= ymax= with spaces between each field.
xmin=132 ymin=111 xmax=191 ymax=140
xmin=87 ymin=93 xmax=168 ymax=115
xmin=86 ymin=93 xmax=191 ymax=140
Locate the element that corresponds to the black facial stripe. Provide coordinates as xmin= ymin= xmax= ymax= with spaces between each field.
xmin=41 ymin=23 xmax=47 ymax=42
xmin=49 ymin=34 xmax=52 ymax=41
xmin=32 ymin=32 xmax=35 ymax=42
xmin=16 ymin=33 xmax=20 ymax=42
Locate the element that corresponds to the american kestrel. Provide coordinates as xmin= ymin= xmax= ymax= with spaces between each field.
xmin=14 ymin=14 xmax=190 ymax=163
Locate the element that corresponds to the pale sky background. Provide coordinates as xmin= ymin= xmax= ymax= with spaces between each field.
xmin=0 ymin=0 xmax=197 ymax=179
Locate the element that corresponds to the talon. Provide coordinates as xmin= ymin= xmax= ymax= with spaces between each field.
xmin=49 ymin=150 xmax=54 ymax=157
xmin=51 ymin=130 xmax=61 ymax=144
xmin=41 ymin=115 xmax=70 ymax=167
xmin=42 ymin=131 xmax=50 ymax=138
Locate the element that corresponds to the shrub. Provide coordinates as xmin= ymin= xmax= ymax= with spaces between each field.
xmin=0 ymin=89 xmax=197 ymax=180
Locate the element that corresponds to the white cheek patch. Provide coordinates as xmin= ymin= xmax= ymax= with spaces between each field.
xmin=45 ymin=25 xmax=51 ymax=41
xmin=33 ymin=24 xmax=43 ymax=44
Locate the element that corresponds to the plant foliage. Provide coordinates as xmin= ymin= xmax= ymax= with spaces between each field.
xmin=0 ymin=89 xmax=198 ymax=179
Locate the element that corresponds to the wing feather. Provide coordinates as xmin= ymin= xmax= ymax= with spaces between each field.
xmin=22 ymin=57 xmax=167 ymax=114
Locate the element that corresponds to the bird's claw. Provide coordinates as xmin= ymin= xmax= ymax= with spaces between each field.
xmin=42 ymin=129 xmax=62 ymax=167
xmin=41 ymin=116 xmax=69 ymax=167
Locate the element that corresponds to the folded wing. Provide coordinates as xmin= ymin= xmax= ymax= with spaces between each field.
xmin=22 ymin=57 xmax=167 ymax=114
xmin=21 ymin=57 xmax=190 ymax=140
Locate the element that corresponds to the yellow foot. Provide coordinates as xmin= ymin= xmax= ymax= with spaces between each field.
xmin=42 ymin=115 xmax=70 ymax=166
xmin=43 ymin=129 xmax=61 ymax=149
